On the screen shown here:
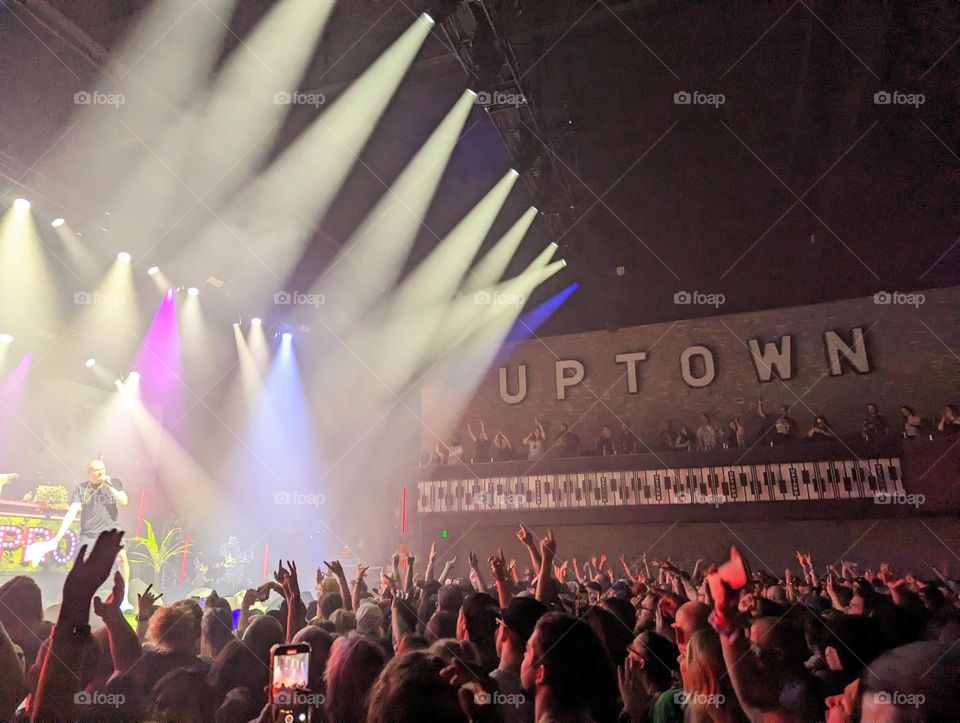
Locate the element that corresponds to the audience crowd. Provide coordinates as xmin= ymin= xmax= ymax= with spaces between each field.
xmin=1 ymin=525 xmax=958 ymax=721
xmin=426 ymin=401 xmax=960 ymax=465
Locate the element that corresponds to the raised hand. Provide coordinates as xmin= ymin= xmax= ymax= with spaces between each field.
xmin=468 ymin=551 xmax=480 ymax=570
xmin=324 ymin=560 xmax=345 ymax=577
xmin=516 ymin=523 xmax=533 ymax=546
xmin=240 ymin=588 xmax=259 ymax=609
xmin=618 ymin=656 xmax=651 ymax=720
xmin=598 ymin=553 xmax=608 ymax=570
xmin=274 ymin=560 xmax=291 ymax=586
xmin=257 ymin=581 xmax=283 ymax=601
xmin=137 ymin=583 xmax=163 ymax=618
xmin=489 ymin=549 xmax=507 ymax=581
xmin=428 ymin=542 xmax=437 ymax=561
xmin=62 ymin=529 xmax=124 ymax=614
xmin=93 ymin=570 xmax=125 ymax=619
xmin=540 ymin=528 xmax=557 ymax=560
xmin=406 ymin=553 xmax=416 ymax=567
xmin=280 ymin=560 xmax=300 ymax=599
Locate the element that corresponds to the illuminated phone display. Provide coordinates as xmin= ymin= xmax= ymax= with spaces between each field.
xmin=271 ymin=643 xmax=312 ymax=721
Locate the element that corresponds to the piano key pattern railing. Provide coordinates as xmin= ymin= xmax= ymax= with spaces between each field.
xmin=416 ymin=457 xmax=903 ymax=513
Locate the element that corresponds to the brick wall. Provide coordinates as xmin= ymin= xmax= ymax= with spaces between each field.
xmin=424 ymin=287 xmax=959 ymax=454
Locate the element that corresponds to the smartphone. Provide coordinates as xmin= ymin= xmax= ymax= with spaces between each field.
xmin=270 ymin=643 xmax=312 ymax=722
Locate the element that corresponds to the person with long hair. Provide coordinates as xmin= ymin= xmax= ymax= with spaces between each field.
xmin=325 ymin=632 xmax=387 ymax=723
xmin=679 ymin=629 xmax=745 ymax=723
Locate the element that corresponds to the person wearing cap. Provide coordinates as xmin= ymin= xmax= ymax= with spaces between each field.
xmin=457 ymin=592 xmax=501 ymax=672
xmin=491 ymin=597 xmax=547 ymax=723
xmin=355 ymin=601 xmax=383 ymax=635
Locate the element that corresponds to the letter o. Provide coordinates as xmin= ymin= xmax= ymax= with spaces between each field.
xmin=680 ymin=345 xmax=716 ymax=388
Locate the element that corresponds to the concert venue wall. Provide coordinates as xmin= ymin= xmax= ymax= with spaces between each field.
xmin=411 ymin=287 xmax=960 ymax=569
xmin=421 ymin=286 xmax=959 ymax=452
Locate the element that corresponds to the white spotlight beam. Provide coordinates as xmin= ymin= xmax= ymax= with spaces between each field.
xmin=181 ymin=0 xmax=337 ymax=208
xmin=462 ymin=206 xmax=539 ymax=293
xmin=33 ymin=0 xmax=241 ymax=213
xmin=414 ymin=259 xmax=566 ymax=445
xmin=176 ymin=13 xmax=436 ymax=299
xmin=315 ymin=88 xmax=476 ymax=332
xmin=389 ymin=169 xmax=519 ymax=316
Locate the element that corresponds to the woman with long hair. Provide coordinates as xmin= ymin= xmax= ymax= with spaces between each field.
xmin=325 ymin=632 xmax=387 ymax=723
xmin=680 ymin=628 xmax=746 ymax=723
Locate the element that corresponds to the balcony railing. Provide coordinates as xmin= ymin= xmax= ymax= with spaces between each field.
xmin=410 ymin=436 xmax=959 ymax=523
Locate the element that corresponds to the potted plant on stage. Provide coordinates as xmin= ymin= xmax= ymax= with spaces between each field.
xmin=130 ymin=519 xmax=188 ymax=587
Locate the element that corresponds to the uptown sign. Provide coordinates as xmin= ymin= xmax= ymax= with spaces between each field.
xmin=498 ymin=327 xmax=870 ymax=403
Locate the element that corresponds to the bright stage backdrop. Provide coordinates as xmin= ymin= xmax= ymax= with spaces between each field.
xmin=0 ymin=376 xmax=159 ymax=522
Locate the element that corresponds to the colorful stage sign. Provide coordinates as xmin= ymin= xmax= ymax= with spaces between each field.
xmin=0 ymin=516 xmax=78 ymax=572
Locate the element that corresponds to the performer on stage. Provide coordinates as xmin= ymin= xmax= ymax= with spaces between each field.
xmin=25 ymin=459 xmax=131 ymax=609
